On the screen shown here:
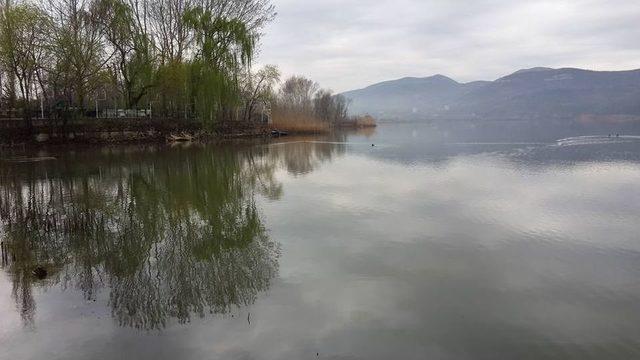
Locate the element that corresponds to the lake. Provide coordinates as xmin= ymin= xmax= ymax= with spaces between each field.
xmin=2 ymin=122 xmax=640 ymax=360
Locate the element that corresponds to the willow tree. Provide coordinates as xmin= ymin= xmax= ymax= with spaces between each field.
xmin=184 ymin=6 xmax=256 ymax=125
xmin=0 ymin=3 xmax=51 ymax=127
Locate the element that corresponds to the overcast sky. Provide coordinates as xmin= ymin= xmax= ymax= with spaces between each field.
xmin=256 ymin=0 xmax=640 ymax=92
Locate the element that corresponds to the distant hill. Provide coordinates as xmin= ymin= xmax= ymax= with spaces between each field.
xmin=341 ymin=68 xmax=640 ymax=121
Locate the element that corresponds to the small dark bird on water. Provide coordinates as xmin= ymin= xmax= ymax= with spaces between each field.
xmin=372 ymin=144 xmax=375 ymax=147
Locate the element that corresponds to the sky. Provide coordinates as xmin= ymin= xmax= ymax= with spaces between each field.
xmin=257 ymin=0 xmax=640 ymax=93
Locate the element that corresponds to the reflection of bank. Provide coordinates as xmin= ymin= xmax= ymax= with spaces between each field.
xmin=266 ymin=131 xmax=361 ymax=175
xmin=0 ymin=145 xmax=283 ymax=330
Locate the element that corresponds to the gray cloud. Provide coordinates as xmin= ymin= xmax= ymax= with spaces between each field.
xmin=257 ymin=0 xmax=640 ymax=92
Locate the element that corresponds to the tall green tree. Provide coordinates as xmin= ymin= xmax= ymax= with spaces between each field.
xmin=0 ymin=3 xmax=51 ymax=127
xmin=183 ymin=6 xmax=256 ymax=124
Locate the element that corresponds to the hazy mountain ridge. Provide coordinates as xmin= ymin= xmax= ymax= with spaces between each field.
xmin=341 ymin=68 xmax=640 ymax=121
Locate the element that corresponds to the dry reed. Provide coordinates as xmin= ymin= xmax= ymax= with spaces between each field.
xmin=271 ymin=110 xmax=330 ymax=134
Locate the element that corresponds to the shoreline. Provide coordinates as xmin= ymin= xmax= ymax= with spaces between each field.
xmin=0 ymin=119 xmax=377 ymax=149
xmin=0 ymin=119 xmax=376 ymax=149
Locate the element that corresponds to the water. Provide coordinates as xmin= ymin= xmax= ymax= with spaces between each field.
xmin=2 ymin=123 xmax=640 ymax=359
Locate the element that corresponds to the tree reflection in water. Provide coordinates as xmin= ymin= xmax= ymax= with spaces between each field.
xmin=0 ymin=145 xmax=289 ymax=330
xmin=267 ymin=132 xmax=351 ymax=176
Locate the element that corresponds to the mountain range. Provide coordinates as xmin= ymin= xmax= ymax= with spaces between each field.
xmin=341 ymin=67 xmax=640 ymax=121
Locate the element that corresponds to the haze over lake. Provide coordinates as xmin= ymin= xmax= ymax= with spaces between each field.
xmin=2 ymin=123 xmax=640 ymax=359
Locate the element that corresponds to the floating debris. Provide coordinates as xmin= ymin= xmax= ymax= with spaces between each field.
xmin=167 ymin=133 xmax=194 ymax=142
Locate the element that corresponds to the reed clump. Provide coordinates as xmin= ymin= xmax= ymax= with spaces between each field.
xmin=270 ymin=110 xmax=330 ymax=134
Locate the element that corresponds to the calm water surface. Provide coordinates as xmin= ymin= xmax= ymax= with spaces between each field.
xmin=1 ymin=123 xmax=640 ymax=359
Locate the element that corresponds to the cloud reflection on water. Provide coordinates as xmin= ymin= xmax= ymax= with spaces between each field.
xmin=2 ymin=127 xmax=640 ymax=359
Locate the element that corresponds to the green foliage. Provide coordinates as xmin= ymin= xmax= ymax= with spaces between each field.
xmin=186 ymin=60 xmax=226 ymax=124
xmin=183 ymin=7 xmax=258 ymax=126
xmin=0 ymin=3 xmax=52 ymax=123
xmin=0 ymin=0 xmax=275 ymax=128
xmin=154 ymin=60 xmax=188 ymax=117
xmin=184 ymin=7 xmax=256 ymax=68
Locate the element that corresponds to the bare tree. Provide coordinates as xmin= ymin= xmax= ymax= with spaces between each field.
xmin=333 ymin=94 xmax=350 ymax=122
xmin=45 ymin=0 xmax=111 ymax=113
xmin=313 ymin=89 xmax=333 ymax=122
xmin=278 ymin=75 xmax=318 ymax=114
xmin=313 ymin=90 xmax=350 ymax=123
xmin=240 ymin=64 xmax=279 ymax=122
xmin=144 ymin=0 xmax=192 ymax=63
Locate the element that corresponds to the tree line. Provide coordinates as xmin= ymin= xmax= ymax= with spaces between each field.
xmin=274 ymin=75 xmax=351 ymax=125
xmin=269 ymin=75 xmax=377 ymax=131
xmin=0 ymin=0 xmax=278 ymax=128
